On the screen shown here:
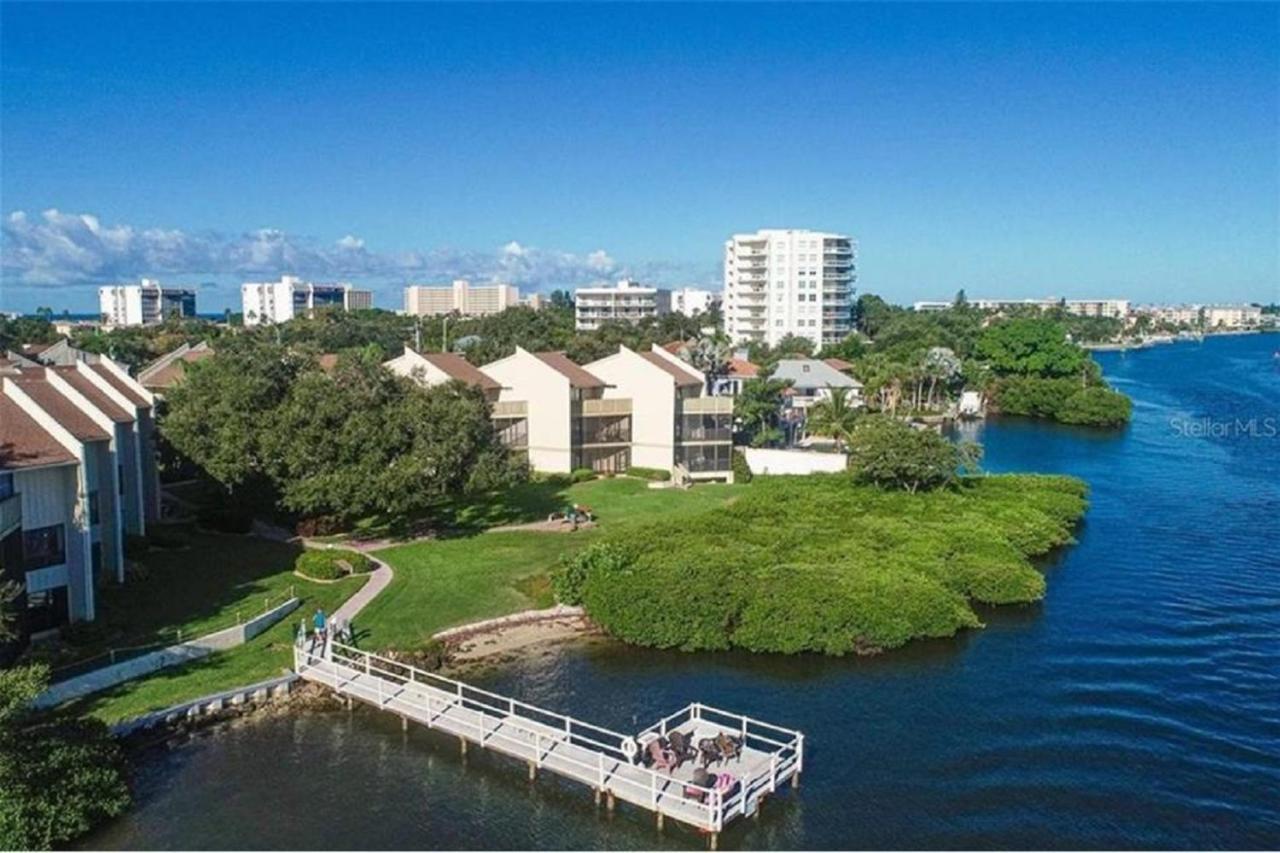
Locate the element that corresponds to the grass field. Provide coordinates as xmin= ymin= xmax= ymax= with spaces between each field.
xmin=47 ymin=532 xmax=365 ymax=724
xmin=362 ymin=477 xmax=747 ymax=649
xmin=58 ymin=477 xmax=741 ymax=722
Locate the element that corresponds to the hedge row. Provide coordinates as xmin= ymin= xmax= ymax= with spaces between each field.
xmin=555 ymin=473 xmax=1087 ymax=655
xmin=295 ymin=548 xmax=375 ymax=580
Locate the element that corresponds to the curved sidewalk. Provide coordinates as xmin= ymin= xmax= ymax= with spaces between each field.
xmin=331 ymin=554 xmax=393 ymax=623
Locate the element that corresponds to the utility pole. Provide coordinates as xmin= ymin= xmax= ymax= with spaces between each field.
xmin=413 ymin=319 xmax=422 ymax=352
xmin=442 ymin=316 xmax=449 ymax=352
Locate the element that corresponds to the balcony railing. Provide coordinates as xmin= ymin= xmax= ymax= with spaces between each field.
xmin=491 ymin=400 xmax=528 ymax=418
xmin=682 ymin=396 xmax=734 ymax=415
xmin=578 ymin=398 xmax=632 ymax=417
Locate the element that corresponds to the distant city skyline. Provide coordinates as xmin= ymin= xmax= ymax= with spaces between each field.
xmin=3 ymin=3 xmax=1278 ymax=313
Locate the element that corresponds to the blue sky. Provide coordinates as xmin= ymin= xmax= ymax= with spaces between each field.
xmin=2 ymin=2 xmax=1277 ymax=313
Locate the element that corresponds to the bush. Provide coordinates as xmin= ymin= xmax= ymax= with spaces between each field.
xmin=731 ymin=449 xmax=753 ymax=483
xmin=0 ymin=665 xmax=131 ymax=849
xmin=569 ymin=474 xmax=1087 ymax=655
xmin=295 ymin=549 xmax=373 ymax=580
xmin=570 ymin=468 xmax=597 ymax=483
xmin=1057 ymin=386 xmax=1132 ymax=426
xmin=846 ymin=415 xmax=977 ymax=493
xmin=122 ymin=534 xmax=150 ymax=559
xmin=197 ymin=506 xmax=253 ymax=534
xmin=991 ymin=376 xmax=1132 ymax=426
xmin=625 ymin=466 xmax=671 ymax=482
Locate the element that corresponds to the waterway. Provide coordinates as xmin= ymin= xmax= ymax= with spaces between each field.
xmin=85 ymin=333 xmax=1280 ymax=849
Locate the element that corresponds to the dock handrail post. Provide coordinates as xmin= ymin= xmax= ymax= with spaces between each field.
xmin=770 ymin=754 xmax=778 ymax=793
xmin=597 ymin=752 xmax=604 ymax=789
xmin=796 ymin=732 xmax=805 ymax=777
xmin=650 ymin=772 xmax=657 ymax=809
xmin=535 ymin=731 xmax=541 ymax=766
xmin=712 ymin=789 xmax=722 ymax=832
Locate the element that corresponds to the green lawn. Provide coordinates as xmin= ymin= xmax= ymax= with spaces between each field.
xmin=71 ymin=573 xmax=364 ymax=724
xmin=26 ymin=531 xmax=313 ymax=672
xmin=362 ymin=477 xmax=747 ymax=649
xmin=61 ymin=477 xmax=742 ymax=723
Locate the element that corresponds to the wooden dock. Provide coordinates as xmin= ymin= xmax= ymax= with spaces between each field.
xmin=295 ymin=640 xmax=803 ymax=843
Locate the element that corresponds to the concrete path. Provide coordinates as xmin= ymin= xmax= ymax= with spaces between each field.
xmin=332 ymin=554 xmax=393 ymax=623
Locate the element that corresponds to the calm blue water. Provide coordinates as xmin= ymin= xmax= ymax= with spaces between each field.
xmin=87 ymin=334 xmax=1280 ymax=850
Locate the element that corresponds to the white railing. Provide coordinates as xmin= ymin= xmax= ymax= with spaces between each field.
xmin=637 ymin=702 xmax=804 ymax=821
xmin=296 ymin=641 xmax=738 ymax=830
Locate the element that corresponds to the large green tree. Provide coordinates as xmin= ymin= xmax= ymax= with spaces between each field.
xmin=975 ymin=318 xmax=1089 ymax=379
xmin=846 ymin=415 xmax=981 ymax=493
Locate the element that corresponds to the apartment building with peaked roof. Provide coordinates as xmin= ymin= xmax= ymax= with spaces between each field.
xmin=0 ymin=355 xmax=156 ymax=645
xmin=481 ymin=348 xmax=630 ymax=474
xmin=586 ymin=345 xmax=734 ymax=479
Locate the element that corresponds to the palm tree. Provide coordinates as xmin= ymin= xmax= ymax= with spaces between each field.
xmin=806 ymin=387 xmax=861 ymax=447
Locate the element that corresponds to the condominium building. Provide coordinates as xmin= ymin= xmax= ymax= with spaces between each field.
xmin=913 ymin=297 xmax=1130 ymax=319
xmin=671 ymin=288 xmax=721 ymax=318
xmin=241 ymin=276 xmax=374 ymax=326
xmin=99 ymin=279 xmax=197 ymax=327
xmin=482 ymin=349 xmax=630 ymax=473
xmin=384 ymin=348 xmax=501 ymax=402
xmin=0 ymin=356 xmax=157 ymax=646
xmin=723 ymin=229 xmax=857 ymax=348
xmin=403 ymin=280 xmax=521 ymax=317
xmin=1203 ymin=305 xmax=1263 ymax=328
xmin=574 ymin=279 xmax=671 ymax=331
xmin=586 ymin=346 xmax=734 ymax=479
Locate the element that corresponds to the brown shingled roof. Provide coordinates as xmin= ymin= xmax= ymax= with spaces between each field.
xmin=533 ymin=352 xmax=606 ymax=389
xmin=7 ymin=373 xmax=110 ymax=442
xmin=52 ymin=367 xmax=133 ymax=424
xmin=0 ymin=395 xmax=77 ymax=470
xmin=727 ymin=358 xmax=760 ymax=378
xmin=90 ymin=364 xmax=151 ymax=409
xmin=638 ymin=351 xmax=702 ymax=387
xmin=138 ymin=342 xmax=214 ymax=391
xmin=419 ymin=352 xmax=500 ymax=391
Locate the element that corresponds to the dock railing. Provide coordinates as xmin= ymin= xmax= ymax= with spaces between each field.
xmin=296 ymin=640 xmax=744 ymax=831
xmin=638 ymin=701 xmax=804 ymax=824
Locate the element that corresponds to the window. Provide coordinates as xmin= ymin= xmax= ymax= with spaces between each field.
xmin=0 ymin=473 xmax=13 ymax=500
xmin=118 ymin=465 xmax=125 ymax=494
xmin=23 ymin=524 xmax=65 ymax=571
xmin=88 ymin=490 xmax=100 ymax=525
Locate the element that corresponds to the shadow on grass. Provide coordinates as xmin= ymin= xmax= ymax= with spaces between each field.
xmin=33 ymin=534 xmax=306 ymax=672
xmin=364 ymin=478 xmax=575 ymax=542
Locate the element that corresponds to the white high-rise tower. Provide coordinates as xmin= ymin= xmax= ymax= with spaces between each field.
xmin=722 ymin=229 xmax=856 ymax=348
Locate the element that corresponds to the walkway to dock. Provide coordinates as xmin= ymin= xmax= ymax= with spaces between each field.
xmin=294 ymin=640 xmax=803 ymax=842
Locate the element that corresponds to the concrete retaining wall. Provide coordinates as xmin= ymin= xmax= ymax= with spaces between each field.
xmin=35 ymin=597 xmax=300 ymax=708
xmin=111 ymin=673 xmax=299 ymax=737
xmin=742 ymin=447 xmax=848 ymax=476
xmin=433 ymin=604 xmax=585 ymax=643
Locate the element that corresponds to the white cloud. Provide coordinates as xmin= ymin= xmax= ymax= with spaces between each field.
xmin=0 ymin=209 xmax=688 ymax=294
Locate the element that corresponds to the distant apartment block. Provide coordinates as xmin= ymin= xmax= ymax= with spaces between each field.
xmin=404 ymin=280 xmax=521 ymax=317
xmin=671 ymin=288 xmax=721 ymax=317
xmin=1203 ymin=305 xmax=1263 ymax=328
xmin=574 ymin=279 xmax=671 ymax=331
xmin=0 ymin=355 xmax=157 ymax=646
xmin=99 ymin=279 xmax=197 ymax=327
xmin=723 ymin=229 xmax=856 ymax=348
xmin=241 ymin=276 xmax=374 ymax=326
xmin=913 ymin=298 xmax=1131 ymax=319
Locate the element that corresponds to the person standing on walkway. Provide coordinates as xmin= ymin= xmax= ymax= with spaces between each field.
xmin=313 ymin=608 xmax=327 ymax=649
